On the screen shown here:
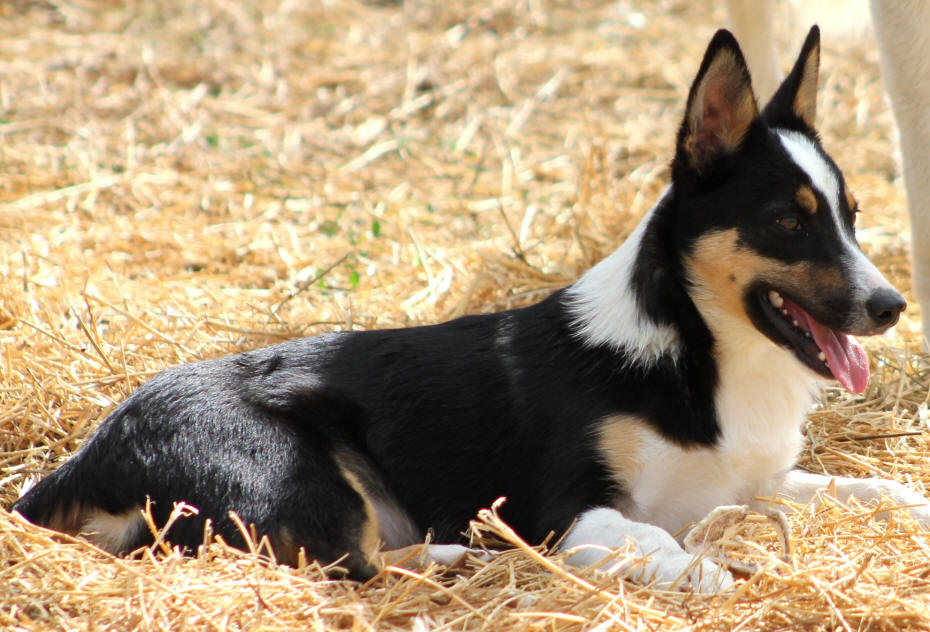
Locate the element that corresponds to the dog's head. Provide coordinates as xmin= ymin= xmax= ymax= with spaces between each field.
xmin=673 ymin=27 xmax=905 ymax=393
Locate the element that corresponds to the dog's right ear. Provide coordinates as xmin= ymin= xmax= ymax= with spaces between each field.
xmin=675 ymin=30 xmax=758 ymax=173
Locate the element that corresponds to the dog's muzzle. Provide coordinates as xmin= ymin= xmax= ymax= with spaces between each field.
xmin=864 ymin=287 xmax=906 ymax=332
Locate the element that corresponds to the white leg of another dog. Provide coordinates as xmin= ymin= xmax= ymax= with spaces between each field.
xmin=559 ymin=507 xmax=734 ymax=593
xmin=770 ymin=469 xmax=930 ymax=527
xmin=870 ymin=0 xmax=930 ymax=350
xmin=722 ymin=0 xmax=782 ymax=101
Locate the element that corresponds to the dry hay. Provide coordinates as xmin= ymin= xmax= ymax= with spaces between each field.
xmin=1 ymin=0 xmax=929 ymax=630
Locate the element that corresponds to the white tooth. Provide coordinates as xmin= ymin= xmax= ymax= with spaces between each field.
xmin=818 ymin=352 xmax=826 ymax=362
xmin=781 ymin=309 xmax=789 ymax=317
xmin=792 ymin=320 xmax=799 ymax=327
xmin=768 ymin=290 xmax=784 ymax=308
xmin=806 ymin=332 xmax=812 ymax=339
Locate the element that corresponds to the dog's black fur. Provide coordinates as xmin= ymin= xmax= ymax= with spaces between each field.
xmin=12 ymin=27 xmax=906 ymax=582
xmin=14 ymin=294 xmax=719 ymax=578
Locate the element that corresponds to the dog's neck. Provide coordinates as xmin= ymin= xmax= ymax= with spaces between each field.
xmin=564 ymin=188 xmax=688 ymax=366
xmin=565 ymin=186 xmax=821 ymax=454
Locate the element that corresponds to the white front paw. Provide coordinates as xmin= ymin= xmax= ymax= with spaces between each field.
xmin=630 ymin=545 xmax=735 ymax=593
xmin=561 ymin=509 xmax=733 ymax=592
xmin=564 ymin=539 xmax=733 ymax=592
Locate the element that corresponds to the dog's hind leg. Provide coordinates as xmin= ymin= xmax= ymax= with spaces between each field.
xmin=235 ymin=457 xmax=388 ymax=581
xmin=13 ymin=452 xmax=384 ymax=581
xmin=12 ymin=427 xmax=387 ymax=581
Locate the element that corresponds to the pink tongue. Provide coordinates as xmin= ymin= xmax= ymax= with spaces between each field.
xmin=792 ymin=307 xmax=870 ymax=394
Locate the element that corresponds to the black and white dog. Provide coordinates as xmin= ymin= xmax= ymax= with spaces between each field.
xmin=13 ymin=27 xmax=930 ymax=592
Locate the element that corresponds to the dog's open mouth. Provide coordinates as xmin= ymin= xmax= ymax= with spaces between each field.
xmin=758 ymin=289 xmax=869 ymax=394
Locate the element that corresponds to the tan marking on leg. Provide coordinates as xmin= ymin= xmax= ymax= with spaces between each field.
xmin=273 ymin=527 xmax=300 ymax=566
xmin=335 ymin=450 xmax=419 ymax=549
xmin=338 ymin=466 xmax=382 ymax=565
xmin=796 ymin=185 xmax=817 ymax=214
xmin=270 ymin=461 xmax=384 ymax=570
xmin=597 ymin=415 xmax=652 ymax=487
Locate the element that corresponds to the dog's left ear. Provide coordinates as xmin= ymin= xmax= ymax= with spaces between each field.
xmin=676 ymin=29 xmax=758 ymax=173
xmin=762 ymin=26 xmax=820 ymax=132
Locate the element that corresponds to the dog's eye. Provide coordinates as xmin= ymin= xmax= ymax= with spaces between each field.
xmin=776 ymin=217 xmax=802 ymax=232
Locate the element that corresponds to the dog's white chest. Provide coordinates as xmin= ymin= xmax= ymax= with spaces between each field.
xmin=619 ymin=344 xmax=816 ymax=535
xmin=623 ymin=426 xmax=801 ymax=535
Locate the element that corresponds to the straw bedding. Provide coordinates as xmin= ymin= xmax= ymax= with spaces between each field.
xmin=1 ymin=0 xmax=929 ymax=629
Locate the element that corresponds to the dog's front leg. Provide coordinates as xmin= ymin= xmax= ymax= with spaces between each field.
xmin=770 ymin=470 xmax=930 ymax=527
xmin=558 ymin=507 xmax=734 ymax=593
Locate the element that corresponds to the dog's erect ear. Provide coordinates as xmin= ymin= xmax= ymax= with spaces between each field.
xmin=762 ymin=26 xmax=820 ymax=132
xmin=676 ymin=29 xmax=758 ymax=172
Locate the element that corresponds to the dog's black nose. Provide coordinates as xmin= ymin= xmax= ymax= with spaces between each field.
xmin=866 ymin=288 xmax=907 ymax=328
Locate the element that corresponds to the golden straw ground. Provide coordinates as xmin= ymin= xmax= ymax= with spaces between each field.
xmin=1 ymin=1 xmax=929 ymax=629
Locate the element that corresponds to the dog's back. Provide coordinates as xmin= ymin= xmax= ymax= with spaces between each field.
xmin=14 ymin=302 xmax=641 ymax=576
xmin=13 ymin=27 xmax=908 ymax=587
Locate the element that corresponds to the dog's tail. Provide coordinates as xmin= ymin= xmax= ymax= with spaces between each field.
xmin=13 ymin=455 xmax=81 ymax=528
xmin=11 ymin=454 xmax=147 ymax=554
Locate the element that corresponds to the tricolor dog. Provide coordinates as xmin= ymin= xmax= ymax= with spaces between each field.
xmin=13 ymin=27 xmax=930 ymax=592
xmin=725 ymin=0 xmax=930 ymax=348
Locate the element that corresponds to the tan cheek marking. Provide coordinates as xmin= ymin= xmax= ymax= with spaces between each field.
xmin=801 ymin=260 xmax=845 ymax=288
xmin=687 ymin=230 xmax=766 ymax=326
xmin=797 ymin=186 xmax=818 ymax=214
xmin=686 ymin=229 xmax=845 ymax=325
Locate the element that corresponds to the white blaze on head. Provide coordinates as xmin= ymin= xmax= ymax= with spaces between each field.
xmin=776 ymin=130 xmax=842 ymax=235
xmin=776 ymin=129 xmax=893 ymax=297
xmin=776 ymin=129 xmax=899 ymax=325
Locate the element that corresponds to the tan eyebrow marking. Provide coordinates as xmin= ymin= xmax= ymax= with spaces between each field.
xmin=844 ymin=188 xmax=857 ymax=211
xmin=797 ymin=185 xmax=818 ymax=214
